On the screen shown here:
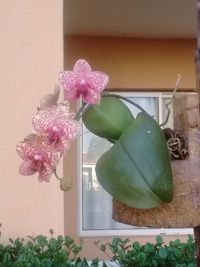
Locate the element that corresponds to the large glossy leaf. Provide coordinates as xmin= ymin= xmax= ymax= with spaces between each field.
xmin=82 ymin=96 xmax=134 ymax=141
xmin=95 ymin=112 xmax=173 ymax=209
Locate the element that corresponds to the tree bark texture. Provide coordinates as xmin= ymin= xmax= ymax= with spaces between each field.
xmin=194 ymin=226 xmax=200 ymax=267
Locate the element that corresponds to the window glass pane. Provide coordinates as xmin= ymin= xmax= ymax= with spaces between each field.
xmin=82 ymin=96 xmax=159 ymax=230
xmin=124 ymin=97 xmax=159 ymax=121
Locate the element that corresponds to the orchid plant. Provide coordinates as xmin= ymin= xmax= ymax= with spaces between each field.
xmin=17 ymin=59 xmax=173 ymax=209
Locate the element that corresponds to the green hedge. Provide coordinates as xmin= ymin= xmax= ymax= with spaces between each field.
xmin=99 ymin=235 xmax=196 ymax=267
xmin=0 ymin=233 xmax=196 ymax=267
xmin=0 ymin=234 xmax=100 ymax=267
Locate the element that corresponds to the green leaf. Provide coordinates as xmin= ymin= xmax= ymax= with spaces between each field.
xmin=82 ymin=96 xmax=134 ymax=141
xmin=95 ymin=112 xmax=173 ymax=208
xmin=136 ymin=252 xmax=147 ymax=263
xmin=156 ymin=236 xmax=163 ymax=246
xmin=158 ymin=248 xmax=168 ymax=259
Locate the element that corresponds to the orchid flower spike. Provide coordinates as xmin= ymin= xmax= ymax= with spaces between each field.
xmin=59 ymin=59 xmax=109 ymax=104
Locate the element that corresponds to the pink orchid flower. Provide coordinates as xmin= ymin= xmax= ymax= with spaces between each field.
xmin=59 ymin=59 xmax=109 ymax=104
xmin=32 ymin=103 xmax=80 ymax=153
xmin=16 ymin=134 xmax=59 ymax=182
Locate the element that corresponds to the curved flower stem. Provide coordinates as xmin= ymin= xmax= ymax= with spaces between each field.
xmin=74 ymin=102 xmax=93 ymax=121
xmin=74 ymin=102 xmax=88 ymax=120
xmin=53 ymin=168 xmax=62 ymax=181
xmin=102 ymin=92 xmax=147 ymax=114
xmin=159 ymin=103 xmax=171 ymax=127
xmin=160 ymin=74 xmax=181 ymax=127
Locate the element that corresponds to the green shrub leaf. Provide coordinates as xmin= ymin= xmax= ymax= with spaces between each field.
xmin=158 ymin=248 xmax=168 ymax=259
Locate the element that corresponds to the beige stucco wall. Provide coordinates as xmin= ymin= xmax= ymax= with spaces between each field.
xmin=0 ymin=0 xmax=64 ymax=240
xmin=64 ymin=36 xmax=196 ymax=258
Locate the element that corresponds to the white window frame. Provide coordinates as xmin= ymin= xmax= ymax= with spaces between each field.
xmin=78 ymin=91 xmax=193 ymax=237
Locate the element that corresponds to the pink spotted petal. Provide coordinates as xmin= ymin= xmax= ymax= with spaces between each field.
xmin=32 ymin=105 xmax=80 ymax=153
xmin=38 ymin=163 xmax=53 ymax=183
xmin=17 ymin=135 xmax=50 ymax=160
xmin=73 ymin=59 xmax=92 ymax=75
xmin=59 ymin=71 xmax=81 ymax=101
xmin=17 ymin=133 xmax=60 ymax=182
xmin=16 ymin=134 xmax=37 ymax=160
xmin=89 ymin=71 xmax=109 ymax=92
xmin=49 ymin=150 xmax=60 ymax=168
xmin=59 ymin=59 xmax=109 ymax=104
xmin=59 ymin=71 xmax=75 ymax=92
xmin=19 ymin=161 xmax=37 ymax=176
xmin=66 ymin=120 xmax=81 ymax=140
xmin=63 ymin=85 xmax=80 ymax=101
xmin=83 ymin=88 xmax=101 ymax=104
xmin=17 ymin=135 xmax=60 ymax=168
xmin=32 ymin=105 xmax=70 ymax=134
xmin=53 ymin=137 xmax=70 ymax=153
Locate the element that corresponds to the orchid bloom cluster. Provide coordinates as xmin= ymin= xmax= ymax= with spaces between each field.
xmin=17 ymin=59 xmax=109 ymax=185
